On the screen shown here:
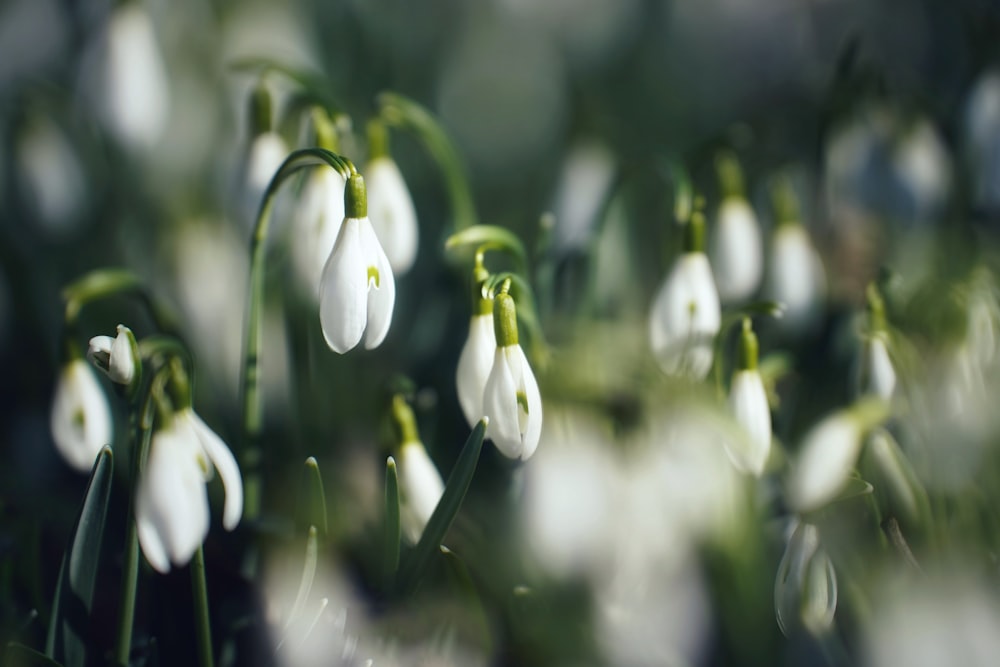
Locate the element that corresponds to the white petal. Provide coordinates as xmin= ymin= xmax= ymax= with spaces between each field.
xmin=136 ymin=420 xmax=210 ymax=571
xmin=359 ymin=217 xmax=396 ymax=350
xmin=648 ymin=252 xmax=721 ymax=378
xmin=710 ymin=198 xmax=763 ymax=303
xmin=87 ymin=335 xmax=113 ymax=370
xmin=187 ymin=410 xmax=243 ymax=531
xmin=727 ymin=370 xmax=772 ymax=475
xmin=768 ymin=225 xmax=826 ymax=333
xmin=365 ymin=157 xmax=419 ymax=274
xmin=397 ymin=442 xmax=445 ymax=544
xmin=109 ymin=326 xmax=135 ymax=385
xmin=319 ymin=218 xmax=367 ymax=353
xmin=858 ymin=335 xmax=896 ymax=400
xmin=292 ymin=169 xmax=346 ymax=300
xmin=50 ymin=360 xmax=113 ymax=472
xmin=456 ymin=314 xmax=497 ymax=427
xmin=483 ymin=347 xmax=524 ymax=459
xmin=787 ymin=414 xmax=863 ymax=512
xmin=512 ymin=345 xmax=543 ymax=460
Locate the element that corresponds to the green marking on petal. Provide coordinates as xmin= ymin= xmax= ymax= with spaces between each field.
xmin=368 ymin=266 xmax=380 ymax=288
xmin=73 ymin=408 xmax=86 ymax=429
xmin=516 ymin=391 xmax=529 ymax=414
xmin=196 ymin=453 xmax=210 ymax=475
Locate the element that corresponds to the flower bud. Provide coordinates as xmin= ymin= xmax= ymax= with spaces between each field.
xmin=51 ymin=358 xmax=113 ymax=472
xmin=775 ymin=521 xmax=838 ymax=637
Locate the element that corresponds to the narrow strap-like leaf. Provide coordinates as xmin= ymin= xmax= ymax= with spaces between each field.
xmin=383 ymin=457 xmax=400 ymax=592
xmin=296 ymin=458 xmax=328 ymax=539
xmin=6 ymin=642 xmax=64 ymax=667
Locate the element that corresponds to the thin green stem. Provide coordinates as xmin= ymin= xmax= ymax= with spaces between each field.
xmin=191 ymin=546 xmax=214 ymax=667
xmin=377 ymin=92 xmax=479 ymax=230
xmin=240 ymin=149 xmax=354 ymax=525
xmin=62 ymin=268 xmax=177 ymax=334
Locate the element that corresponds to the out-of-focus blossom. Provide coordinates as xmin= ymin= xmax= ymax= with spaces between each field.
xmin=457 ymin=311 xmax=496 ymax=428
xmin=549 ymin=140 xmax=617 ymax=252
xmin=396 ymin=440 xmax=444 ymax=544
xmin=649 ymin=214 xmax=720 ymax=378
xmin=856 ymin=283 xmax=896 ymax=400
xmin=291 ymin=168 xmax=345 ymax=301
xmin=774 ymin=520 xmax=837 ymax=637
xmin=16 ymin=115 xmax=86 ymax=235
xmin=319 ymin=175 xmax=395 ymax=353
xmin=246 ymin=131 xmax=289 ymax=206
xmin=727 ymin=320 xmax=771 ymax=475
xmin=767 ymin=224 xmax=826 ymax=335
xmin=964 ymin=70 xmax=1000 ymax=212
xmin=365 ymin=154 xmax=418 ymax=275
xmin=136 ymin=407 xmax=242 ymax=573
xmin=710 ymin=153 xmax=762 ymax=303
xmin=88 ymin=324 xmax=139 ymax=387
xmin=50 ymin=358 xmax=113 ymax=472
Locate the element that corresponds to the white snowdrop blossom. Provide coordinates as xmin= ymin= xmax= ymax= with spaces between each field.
xmin=291 ymin=168 xmax=345 ymax=300
xmin=767 ymin=224 xmax=826 ymax=334
xmin=136 ymin=408 xmax=242 ymax=573
xmin=710 ymin=198 xmax=763 ymax=303
xmin=858 ymin=334 xmax=896 ymax=400
xmin=550 ymin=140 xmax=617 ymax=252
xmin=246 ymin=131 xmax=289 ymax=201
xmin=396 ymin=441 xmax=445 ymax=544
xmin=17 ymin=117 xmax=86 ymax=235
xmin=774 ymin=520 xmax=838 ymax=637
xmin=88 ymin=324 xmax=138 ymax=386
xmin=483 ymin=288 xmax=543 ymax=460
xmin=365 ymin=156 xmax=418 ymax=275
xmin=50 ymin=358 xmax=113 ymax=472
xmin=100 ymin=3 xmax=169 ymax=150
xmin=649 ymin=244 xmax=721 ymax=379
xmin=319 ymin=175 xmax=396 ymax=353
xmin=457 ymin=312 xmax=497 ymax=427
xmin=726 ymin=320 xmax=771 ymax=475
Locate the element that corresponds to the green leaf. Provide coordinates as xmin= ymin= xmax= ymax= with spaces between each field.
xmin=45 ymin=447 xmax=113 ymax=667
xmin=383 ymin=457 xmax=400 ymax=591
xmin=397 ymin=420 xmax=487 ymax=594
xmin=444 ymin=225 xmax=529 ymax=273
xmin=296 ymin=458 xmax=328 ymax=539
xmin=5 ymin=642 xmax=63 ymax=667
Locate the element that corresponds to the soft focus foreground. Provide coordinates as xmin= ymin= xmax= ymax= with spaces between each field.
xmin=3 ymin=1 xmax=1000 ymax=667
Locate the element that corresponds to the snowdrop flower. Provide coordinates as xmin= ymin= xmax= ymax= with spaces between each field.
xmin=483 ymin=282 xmax=543 ymax=460
xmin=291 ymin=167 xmax=345 ymax=300
xmin=726 ymin=319 xmax=771 ymax=475
xmin=87 ymin=324 xmax=140 ymax=387
xmin=710 ymin=153 xmax=762 ymax=303
xmin=364 ymin=121 xmax=418 ymax=274
xmin=964 ymin=70 xmax=1000 ymax=212
xmin=550 ymin=140 xmax=617 ymax=252
xmin=786 ymin=400 xmax=890 ymax=513
xmin=137 ymin=406 xmax=242 ymax=573
xmin=857 ymin=284 xmax=896 ymax=400
xmin=50 ymin=357 xmax=113 ymax=472
xmin=99 ymin=2 xmax=169 ymax=150
xmin=456 ymin=262 xmax=497 ymax=427
xmin=649 ymin=211 xmax=721 ymax=378
xmin=391 ymin=396 xmax=444 ymax=544
xmin=319 ymin=174 xmax=395 ymax=353
xmin=774 ymin=520 xmax=837 ymax=637
xmin=244 ymin=83 xmax=288 ymax=213
xmin=16 ymin=115 xmax=86 ymax=235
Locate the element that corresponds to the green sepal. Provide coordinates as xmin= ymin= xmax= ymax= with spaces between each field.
xmin=397 ymin=419 xmax=487 ymax=594
xmin=383 ymin=457 xmax=401 ymax=591
xmin=45 ymin=447 xmax=113 ymax=667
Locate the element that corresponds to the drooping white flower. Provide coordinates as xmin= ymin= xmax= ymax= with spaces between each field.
xmin=88 ymin=324 xmax=138 ymax=386
xmin=365 ymin=156 xmax=418 ymax=275
xmin=786 ymin=401 xmax=889 ymax=513
xmin=710 ymin=198 xmax=763 ymax=303
xmin=726 ymin=320 xmax=771 ymax=475
xmin=319 ymin=175 xmax=395 ymax=353
xmin=649 ymin=215 xmax=721 ymax=379
xmin=16 ymin=116 xmax=86 ymax=235
xmin=136 ymin=407 xmax=242 ymax=573
xmin=858 ymin=334 xmax=896 ymax=400
xmin=774 ymin=520 xmax=838 ymax=637
xmin=396 ymin=441 xmax=445 ymax=544
xmin=767 ymin=224 xmax=826 ymax=334
xmin=550 ymin=140 xmax=617 ymax=252
xmin=291 ymin=168 xmax=346 ymax=300
xmin=100 ymin=3 xmax=169 ymax=150
xmin=457 ymin=312 xmax=497 ymax=427
xmin=246 ymin=131 xmax=289 ymax=202
xmin=483 ymin=287 xmax=543 ymax=460
xmin=50 ymin=358 xmax=113 ymax=472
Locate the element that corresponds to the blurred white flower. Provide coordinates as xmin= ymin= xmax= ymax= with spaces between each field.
xmin=246 ymin=131 xmax=289 ymax=204
xmin=550 ymin=140 xmax=617 ymax=252
xmin=87 ymin=324 xmax=138 ymax=386
xmin=16 ymin=116 xmax=85 ymax=235
xmin=456 ymin=312 xmax=496 ymax=428
xmin=291 ymin=168 xmax=345 ymax=301
xmin=649 ymin=251 xmax=721 ymax=378
xmin=892 ymin=120 xmax=952 ymax=223
xmin=100 ymin=3 xmax=169 ymax=150
xmin=396 ymin=442 xmax=444 ymax=544
xmin=964 ymin=70 xmax=1000 ymax=212
xmin=319 ymin=175 xmax=395 ymax=353
xmin=50 ymin=358 xmax=113 ymax=472
xmin=857 ymin=333 xmax=896 ymax=400
xmin=767 ymin=224 xmax=825 ymax=334
xmin=774 ymin=520 xmax=837 ymax=637
xmin=136 ymin=407 xmax=242 ymax=573
xmin=365 ymin=156 xmax=418 ymax=274
xmin=483 ymin=290 xmax=542 ymax=460
xmin=710 ymin=198 xmax=763 ymax=303
xmin=728 ymin=376 xmax=771 ymax=476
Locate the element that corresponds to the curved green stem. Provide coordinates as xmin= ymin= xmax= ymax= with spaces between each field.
xmin=377 ymin=91 xmax=479 ymax=230
xmin=229 ymin=58 xmax=344 ymax=117
xmin=191 ymin=546 xmax=214 ymax=667
xmin=62 ymin=268 xmax=177 ymax=334
xmin=444 ymin=226 xmax=528 ymax=275
xmin=240 ymin=148 xmax=355 ymax=524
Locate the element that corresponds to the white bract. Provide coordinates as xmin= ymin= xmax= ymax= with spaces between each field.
xmin=101 ymin=3 xmax=169 ymax=149
xmin=767 ymin=225 xmax=826 ymax=334
xmin=136 ymin=408 xmax=242 ymax=573
xmin=774 ymin=520 xmax=838 ymax=637
xmin=291 ymin=168 xmax=345 ymax=300
xmin=319 ymin=175 xmax=395 ymax=353
xmin=396 ymin=442 xmax=445 ymax=544
xmin=727 ymin=370 xmax=772 ymax=475
xmin=365 ymin=157 xmax=418 ymax=275
xmin=50 ymin=359 xmax=113 ymax=472
xmin=710 ymin=198 xmax=763 ymax=303
xmin=456 ymin=313 xmax=497 ymax=427
xmin=649 ymin=252 xmax=721 ymax=378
